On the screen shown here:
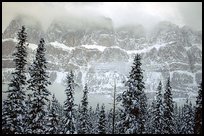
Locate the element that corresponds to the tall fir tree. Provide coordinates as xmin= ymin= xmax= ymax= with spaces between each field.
xmin=76 ymin=104 xmax=81 ymax=133
xmin=45 ymin=94 xmax=60 ymax=134
xmin=147 ymin=99 xmax=156 ymax=134
xmin=180 ymin=99 xmax=194 ymax=134
xmin=120 ymin=54 xmax=147 ymax=134
xmin=163 ymin=78 xmax=176 ymax=134
xmin=177 ymin=106 xmax=182 ymax=133
xmin=78 ymin=84 xmax=89 ymax=134
xmin=27 ymin=38 xmax=51 ymax=134
xmin=106 ymin=108 xmax=113 ymax=134
xmin=194 ymin=82 xmax=202 ymax=134
xmin=97 ymin=104 xmax=107 ymax=134
xmin=173 ymin=103 xmax=180 ymax=133
xmin=93 ymin=103 xmax=100 ymax=133
xmin=63 ymin=71 xmax=77 ymax=134
xmin=88 ymin=106 xmax=95 ymax=134
xmin=152 ymin=81 xmax=164 ymax=134
xmin=2 ymin=26 xmax=28 ymax=134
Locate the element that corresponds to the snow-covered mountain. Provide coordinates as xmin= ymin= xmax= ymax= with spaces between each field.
xmin=2 ymin=15 xmax=202 ymax=101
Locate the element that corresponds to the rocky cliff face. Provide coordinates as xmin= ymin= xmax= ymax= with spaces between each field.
xmin=2 ymin=16 xmax=202 ymax=100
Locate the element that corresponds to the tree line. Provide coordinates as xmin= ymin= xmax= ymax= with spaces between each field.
xmin=2 ymin=26 xmax=202 ymax=134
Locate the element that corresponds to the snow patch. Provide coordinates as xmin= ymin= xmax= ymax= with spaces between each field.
xmin=127 ymin=42 xmax=168 ymax=54
xmin=50 ymin=41 xmax=74 ymax=51
xmin=81 ymin=44 xmax=106 ymax=52
xmin=28 ymin=43 xmax=38 ymax=50
xmin=2 ymin=38 xmax=18 ymax=43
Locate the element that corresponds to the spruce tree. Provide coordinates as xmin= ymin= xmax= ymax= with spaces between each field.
xmin=163 ymin=78 xmax=176 ymax=134
xmin=76 ymin=104 xmax=81 ymax=133
xmin=98 ymin=104 xmax=106 ymax=134
xmin=194 ymin=82 xmax=202 ymax=134
xmin=152 ymin=81 xmax=164 ymax=134
xmin=147 ymin=100 xmax=156 ymax=134
xmin=27 ymin=38 xmax=51 ymax=134
xmin=177 ymin=106 xmax=182 ymax=133
xmin=45 ymin=94 xmax=60 ymax=134
xmin=2 ymin=26 xmax=28 ymax=134
xmin=106 ymin=108 xmax=113 ymax=134
xmin=120 ymin=54 xmax=147 ymax=134
xmin=78 ymin=84 xmax=89 ymax=134
xmin=180 ymin=99 xmax=194 ymax=134
xmin=63 ymin=71 xmax=77 ymax=134
xmin=88 ymin=106 xmax=94 ymax=134
xmin=93 ymin=103 xmax=100 ymax=133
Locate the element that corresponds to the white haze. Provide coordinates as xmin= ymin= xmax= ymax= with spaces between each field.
xmin=2 ymin=2 xmax=202 ymax=32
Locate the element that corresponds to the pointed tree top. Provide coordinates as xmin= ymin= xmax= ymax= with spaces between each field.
xmin=40 ymin=38 xmax=45 ymax=43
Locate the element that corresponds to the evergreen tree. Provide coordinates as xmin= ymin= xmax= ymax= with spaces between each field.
xmin=115 ymin=108 xmax=126 ymax=134
xmin=93 ymin=103 xmax=100 ymax=133
xmin=45 ymin=94 xmax=60 ymax=134
xmin=147 ymin=100 xmax=156 ymax=134
xmin=163 ymin=78 xmax=176 ymax=134
xmin=114 ymin=109 xmax=122 ymax=134
xmin=76 ymin=104 xmax=81 ymax=133
xmin=24 ymin=94 xmax=32 ymax=134
xmin=27 ymin=38 xmax=51 ymax=134
xmin=2 ymin=26 xmax=28 ymax=134
xmin=194 ymin=82 xmax=202 ymax=134
xmin=98 ymin=104 xmax=106 ymax=134
xmin=78 ymin=84 xmax=89 ymax=134
xmin=63 ymin=71 xmax=77 ymax=134
xmin=151 ymin=81 xmax=164 ymax=134
xmin=88 ymin=106 xmax=94 ymax=134
xmin=56 ymin=102 xmax=64 ymax=134
xmin=120 ymin=54 xmax=147 ymax=134
xmin=106 ymin=108 xmax=113 ymax=134
xmin=180 ymin=99 xmax=194 ymax=134
xmin=173 ymin=103 xmax=179 ymax=133
xmin=177 ymin=106 xmax=182 ymax=133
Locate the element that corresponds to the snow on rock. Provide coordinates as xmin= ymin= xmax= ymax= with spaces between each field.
xmin=2 ymin=38 xmax=18 ymax=43
xmin=81 ymin=44 xmax=106 ymax=52
xmin=28 ymin=43 xmax=38 ymax=50
xmin=50 ymin=41 xmax=74 ymax=51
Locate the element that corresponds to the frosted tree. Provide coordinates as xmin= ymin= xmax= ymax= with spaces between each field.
xmin=45 ymin=94 xmax=60 ymax=134
xmin=194 ymin=82 xmax=202 ymax=134
xmin=115 ymin=108 xmax=126 ymax=134
xmin=173 ymin=103 xmax=181 ymax=133
xmin=78 ymin=84 xmax=89 ymax=134
xmin=177 ymin=106 xmax=182 ymax=133
xmin=151 ymin=81 xmax=164 ymax=134
xmin=120 ymin=54 xmax=147 ymax=134
xmin=114 ymin=109 xmax=123 ymax=134
xmin=76 ymin=104 xmax=81 ymax=133
xmin=88 ymin=106 xmax=94 ymax=134
xmin=24 ymin=94 xmax=32 ymax=133
xmin=180 ymin=99 xmax=194 ymax=134
xmin=163 ymin=78 xmax=176 ymax=134
xmin=97 ymin=104 xmax=107 ymax=134
xmin=93 ymin=103 xmax=100 ymax=133
xmin=63 ymin=71 xmax=77 ymax=134
xmin=106 ymin=108 xmax=113 ymax=134
xmin=2 ymin=26 xmax=28 ymax=134
xmin=56 ymin=102 xmax=64 ymax=134
xmin=146 ymin=100 xmax=156 ymax=134
xmin=27 ymin=38 xmax=51 ymax=134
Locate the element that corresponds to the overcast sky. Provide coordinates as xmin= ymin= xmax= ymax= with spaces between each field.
xmin=2 ymin=2 xmax=202 ymax=32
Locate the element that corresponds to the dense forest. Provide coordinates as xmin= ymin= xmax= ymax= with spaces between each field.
xmin=2 ymin=26 xmax=202 ymax=134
